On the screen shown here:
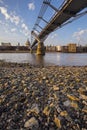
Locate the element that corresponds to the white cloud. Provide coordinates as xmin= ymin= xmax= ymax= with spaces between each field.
xmin=0 ymin=20 xmax=9 ymax=27
xmin=0 ymin=7 xmax=10 ymax=19
xmin=28 ymin=2 xmax=35 ymax=10
xmin=0 ymin=0 xmax=3 ymax=4
xmin=73 ymin=29 xmax=87 ymax=37
xmin=10 ymin=15 xmax=20 ymax=25
xmin=11 ymin=28 xmax=17 ymax=32
xmin=73 ymin=29 xmax=87 ymax=44
xmin=22 ymin=23 xmax=28 ymax=30
xmin=51 ymin=33 xmax=57 ymax=39
xmin=0 ymin=6 xmax=31 ymax=43
xmin=45 ymin=33 xmax=61 ymax=46
xmin=21 ymin=23 xmax=30 ymax=37
xmin=20 ymin=29 xmax=30 ymax=37
xmin=0 ymin=6 xmax=20 ymax=25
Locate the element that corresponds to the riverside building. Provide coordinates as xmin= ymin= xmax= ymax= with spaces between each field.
xmin=68 ymin=43 xmax=76 ymax=53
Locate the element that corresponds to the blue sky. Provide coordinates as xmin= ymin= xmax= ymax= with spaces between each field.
xmin=0 ymin=0 xmax=87 ymax=46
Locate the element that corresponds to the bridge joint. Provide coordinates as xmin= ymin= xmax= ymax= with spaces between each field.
xmin=38 ymin=17 xmax=48 ymax=24
xmin=35 ymin=24 xmax=43 ymax=30
xmin=43 ymin=1 xmax=58 ymax=12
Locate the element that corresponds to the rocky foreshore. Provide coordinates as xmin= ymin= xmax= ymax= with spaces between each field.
xmin=0 ymin=61 xmax=87 ymax=130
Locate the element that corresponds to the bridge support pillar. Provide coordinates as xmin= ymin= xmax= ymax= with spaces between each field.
xmin=37 ymin=42 xmax=45 ymax=55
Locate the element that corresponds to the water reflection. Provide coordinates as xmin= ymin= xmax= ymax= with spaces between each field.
xmin=56 ymin=53 xmax=61 ymax=63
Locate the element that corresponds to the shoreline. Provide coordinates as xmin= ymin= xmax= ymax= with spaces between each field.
xmin=0 ymin=50 xmax=87 ymax=53
xmin=0 ymin=60 xmax=87 ymax=68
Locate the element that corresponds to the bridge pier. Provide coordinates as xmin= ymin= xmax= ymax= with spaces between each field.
xmin=37 ymin=42 xmax=45 ymax=55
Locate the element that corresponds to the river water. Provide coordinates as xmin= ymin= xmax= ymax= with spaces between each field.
xmin=0 ymin=52 xmax=87 ymax=66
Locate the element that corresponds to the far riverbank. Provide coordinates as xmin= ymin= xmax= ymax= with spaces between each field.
xmin=0 ymin=50 xmax=31 ymax=53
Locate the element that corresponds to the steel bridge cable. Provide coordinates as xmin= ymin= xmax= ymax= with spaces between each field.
xmin=33 ymin=0 xmax=52 ymax=31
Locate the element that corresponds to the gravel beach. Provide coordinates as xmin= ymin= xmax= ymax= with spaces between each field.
xmin=0 ymin=62 xmax=87 ymax=130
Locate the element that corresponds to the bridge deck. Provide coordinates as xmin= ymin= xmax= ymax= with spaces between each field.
xmin=32 ymin=0 xmax=87 ymax=47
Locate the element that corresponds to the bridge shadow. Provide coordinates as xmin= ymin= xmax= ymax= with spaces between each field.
xmin=36 ymin=55 xmax=45 ymax=66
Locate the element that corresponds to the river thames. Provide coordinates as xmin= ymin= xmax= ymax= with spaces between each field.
xmin=0 ymin=52 xmax=87 ymax=66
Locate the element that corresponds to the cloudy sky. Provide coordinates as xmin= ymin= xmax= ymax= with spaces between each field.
xmin=0 ymin=0 xmax=87 ymax=46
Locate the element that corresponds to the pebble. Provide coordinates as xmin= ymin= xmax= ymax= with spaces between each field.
xmin=0 ymin=62 xmax=87 ymax=129
xmin=54 ymin=116 xmax=61 ymax=128
xmin=24 ymin=117 xmax=39 ymax=128
xmin=63 ymin=100 xmax=71 ymax=106
xmin=53 ymin=85 xmax=59 ymax=91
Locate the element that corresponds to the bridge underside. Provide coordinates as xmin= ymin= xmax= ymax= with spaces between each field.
xmin=31 ymin=0 xmax=87 ymax=47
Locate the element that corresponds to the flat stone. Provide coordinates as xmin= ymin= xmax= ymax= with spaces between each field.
xmin=42 ymin=76 xmax=47 ymax=80
xmin=70 ymin=102 xmax=78 ymax=109
xmin=80 ymin=94 xmax=87 ymax=100
xmin=67 ymin=94 xmax=79 ymax=101
xmin=60 ymin=111 xmax=68 ymax=117
xmin=43 ymin=106 xmax=50 ymax=116
xmin=24 ymin=117 xmax=39 ymax=128
xmin=54 ymin=116 xmax=61 ymax=128
xmin=53 ymin=85 xmax=59 ymax=91
xmin=63 ymin=100 xmax=71 ymax=107
xmin=31 ymin=104 xmax=40 ymax=114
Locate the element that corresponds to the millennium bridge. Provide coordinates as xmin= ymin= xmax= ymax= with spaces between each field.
xmin=31 ymin=0 xmax=87 ymax=55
